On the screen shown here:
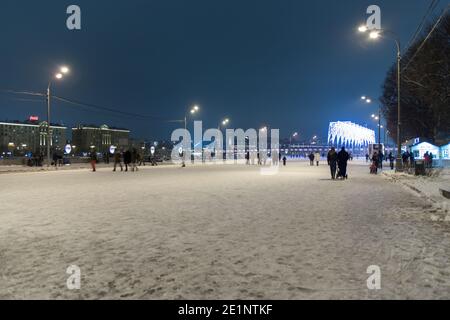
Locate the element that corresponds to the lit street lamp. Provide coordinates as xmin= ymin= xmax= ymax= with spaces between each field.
xmin=47 ymin=66 xmax=70 ymax=167
xmin=290 ymin=132 xmax=299 ymax=145
xmin=215 ymin=118 xmax=230 ymax=161
xmin=182 ymin=105 xmax=200 ymax=167
xmin=358 ymin=26 xmax=402 ymax=171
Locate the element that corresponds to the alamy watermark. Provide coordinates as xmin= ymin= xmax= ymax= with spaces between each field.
xmin=66 ymin=5 xmax=81 ymax=30
xmin=66 ymin=265 xmax=81 ymax=290
xmin=366 ymin=265 xmax=381 ymax=290
xmin=171 ymin=121 xmax=281 ymax=175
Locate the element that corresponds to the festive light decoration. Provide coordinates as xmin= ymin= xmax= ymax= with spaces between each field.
xmin=328 ymin=121 xmax=375 ymax=148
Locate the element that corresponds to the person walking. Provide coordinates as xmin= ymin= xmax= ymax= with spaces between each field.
xmin=388 ymin=152 xmax=395 ymax=170
xmin=409 ymin=151 xmax=416 ymax=169
xmin=123 ymin=149 xmax=131 ymax=172
xmin=378 ymin=151 xmax=384 ymax=170
xmin=113 ymin=149 xmax=123 ymax=172
xmin=131 ymin=148 xmax=139 ymax=172
xmin=314 ymin=152 xmax=321 ymax=167
xmin=282 ymin=156 xmax=287 ymax=166
xmin=90 ymin=148 xmax=98 ymax=172
xmin=337 ymin=147 xmax=350 ymax=179
xmin=372 ymin=152 xmax=379 ymax=174
xmin=402 ymin=151 xmax=409 ymax=168
xmin=327 ymin=147 xmax=338 ymax=180
xmin=308 ymin=153 xmax=315 ymax=166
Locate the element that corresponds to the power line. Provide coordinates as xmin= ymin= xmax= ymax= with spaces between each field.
xmin=1 ymin=88 xmax=183 ymax=123
xmin=402 ymin=4 xmax=449 ymax=73
xmin=404 ymin=0 xmax=440 ymax=51
xmin=0 ymin=89 xmax=45 ymax=97
xmin=53 ymin=96 xmax=183 ymax=123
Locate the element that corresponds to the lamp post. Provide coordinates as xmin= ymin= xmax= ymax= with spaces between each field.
xmin=289 ymin=132 xmax=299 ymax=156
xmin=371 ymin=110 xmax=382 ymax=146
xmin=216 ymin=118 xmax=229 ymax=160
xmin=358 ymin=27 xmax=402 ymax=171
xmin=46 ymin=66 xmax=70 ymax=167
xmin=182 ymin=105 xmax=199 ymax=167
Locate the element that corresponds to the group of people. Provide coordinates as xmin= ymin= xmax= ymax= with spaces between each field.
xmin=327 ymin=147 xmax=350 ymax=180
xmin=90 ymin=148 xmax=155 ymax=172
xmin=308 ymin=152 xmax=321 ymax=167
xmin=401 ymin=151 xmax=416 ymax=168
xmin=244 ymin=151 xmax=288 ymax=167
xmin=423 ymin=152 xmax=434 ymax=168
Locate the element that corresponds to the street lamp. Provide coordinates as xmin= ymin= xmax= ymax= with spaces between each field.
xmin=215 ymin=118 xmax=230 ymax=161
xmin=46 ymin=66 xmax=70 ymax=167
xmin=358 ymin=25 xmax=368 ymax=33
xmin=290 ymin=132 xmax=299 ymax=145
xmin=361 ymin=96 xmax=372 ymax=104
xmin=182 ymin=105 xmax=200 ymax=167
xmin=358 ymin=27 xmax=402 ymax=171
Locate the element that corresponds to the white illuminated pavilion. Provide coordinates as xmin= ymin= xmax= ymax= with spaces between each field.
xmin=328 ymin=121 xmax=375 ymax=148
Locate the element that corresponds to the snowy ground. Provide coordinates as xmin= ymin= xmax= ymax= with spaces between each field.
xmin=383 ymin=168 xmax=450 ymax=220
xmin=0 ymin=161 xmax=449 ymax=300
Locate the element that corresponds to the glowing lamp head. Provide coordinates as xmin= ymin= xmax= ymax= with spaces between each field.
xmin=361 ymin=96 xmax=366 ymax=100
xmin=358 ymin=25 xmax=368 ymax=33
xmin=55 ymin=73 xmax=63 ymax=79
xmin=60 ymin=66 xmax=70 ymax=74
xmin=366 ymin=99 xmax=372 ymax=103
xmin=369 ymin=31 xmax=380 ymax=39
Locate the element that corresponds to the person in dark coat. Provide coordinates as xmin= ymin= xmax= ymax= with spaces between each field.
xmin=113 ymin=149 xmax=123 ymax=172
xmin=388 ymin=152 xmax=395 ymax=170
xmin=372 ymin=152 xmax=379 ymax=174
xmin=282 ymin=156 xmax=287 ymax=166
xmin=123 ymin=149 xmax=132 ymax=172
xmin=131 ymin=148 xmax=139 ymax=172
xmin=378 ymin=151 xmax=384 ymax=169
xmin=327 ymin=147 xmax=338 ymax=180
xmin=337 ymin=147 xmax=350 ymax=179
xmin=410 ymin=152 xmax=416 ymax=168
xmin=90 ymin=149 xmax=98 ymax=172
xmin=308 ymin=153 xmax=315 ymax=166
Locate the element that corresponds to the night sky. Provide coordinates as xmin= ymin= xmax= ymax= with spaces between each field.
xmin=0 ymin=0 xmax=446 ymax=141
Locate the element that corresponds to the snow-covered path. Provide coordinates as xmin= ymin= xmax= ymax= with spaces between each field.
xmin=0 ymin=161 xmax=449 ymax=299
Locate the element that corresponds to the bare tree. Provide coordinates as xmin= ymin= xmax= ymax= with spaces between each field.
xmin=380 ymin=12 xmax=449 ymax=144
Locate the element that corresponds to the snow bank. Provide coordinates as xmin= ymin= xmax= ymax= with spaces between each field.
xmin=383 ymin=168 xmax=450 ymax=220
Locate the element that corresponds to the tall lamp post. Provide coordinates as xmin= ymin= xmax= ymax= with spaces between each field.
xmin=358 ymin=26 xmax=402 ymax=171
xmin=182 ymin=105 xmax=199 ymax=167
xmin=371 ymin=113 xmax=382 ymax=146
xmin=47 ymin=66 xmax=70 ymax=167
xmin=217 ymin=118 xmax=230 ymax=161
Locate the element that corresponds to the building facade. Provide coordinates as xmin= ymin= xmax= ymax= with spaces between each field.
xmin=0 ymin=121 xmax=67 ymax=157
xmin=72 ymin=124 xmax=130 ymax=155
